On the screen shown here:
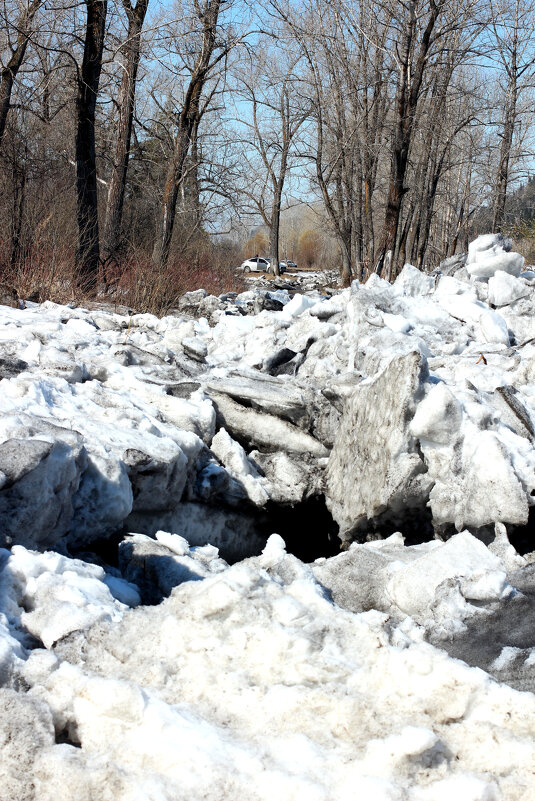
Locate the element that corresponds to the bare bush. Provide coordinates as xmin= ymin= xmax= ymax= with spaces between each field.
xmin=105 ymin=249 xmax=246 ymax=316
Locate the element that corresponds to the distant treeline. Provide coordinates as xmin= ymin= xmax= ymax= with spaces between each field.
xmin=1 ymin=0 xmax=534 ymax=297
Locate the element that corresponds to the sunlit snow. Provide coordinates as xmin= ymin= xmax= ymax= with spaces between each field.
xmin=2 ymin=234 xmax=535 ymax=800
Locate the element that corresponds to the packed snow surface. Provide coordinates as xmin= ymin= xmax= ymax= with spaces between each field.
xmin=2 ymin=233 xmax=535 ymax=799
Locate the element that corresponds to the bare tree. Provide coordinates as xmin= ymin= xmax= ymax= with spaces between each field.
xmin=101 ymin=0 xmax=149 ymax=263
xmin=374 ymin=0 xmax=485 ymax=278
xmin=151 ymin=0 xmax=233 ymax=270
xmin=0 ymin=0 xmax=43 ymax=148
xmin=375 ymin=0 xmax=446 ymax=278
xmin=487 ymin=0 xmax=535 ymax=231
xmin=4 ymin=0 xmax=535 ymax=300
xmin=270 ymin=0 xmax=393 ymax=284
xmin=400 ymin=45 xmax=478 ymax=267
xmin=272 ymin=0 xmax=358 ymax=284
xmin=334 ymin=0 xmax=392 ymax=273
xmin=75 ymin=0 xmax=108 ymax=292
xmin=234 ymin=50 xmax=309 ymax=276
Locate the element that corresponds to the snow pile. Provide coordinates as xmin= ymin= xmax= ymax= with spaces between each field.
xmin=466 ymin=233 xmax=524 ymax=279
xmin=4 ymin=232 xmax=534 ymax=552
xmin=2 ymin=235 xmax=535 ymax=798
xmin=2 ymin=534 xmax=533 ymax=801
xmin=0 ymin=546 xmax=137 ymax=649
xmin=1 ymin=235 xmax=535 ymax=553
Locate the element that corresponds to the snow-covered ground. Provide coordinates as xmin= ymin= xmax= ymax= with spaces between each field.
xmin=2 ymin=234 xmax=535 ymax=800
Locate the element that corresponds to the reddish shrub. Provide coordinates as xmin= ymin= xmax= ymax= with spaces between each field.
xmin=107 ymin=252 xmax=246 ymax=315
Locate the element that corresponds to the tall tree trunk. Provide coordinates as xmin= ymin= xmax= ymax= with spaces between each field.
xmin=375 ymin=6 xmax=412 ymax=280
xmin=376 ymin=0 xmax=441 ymax=279
xmin=75 ymin=0 xmax=108 ymax=293
xmin=189 ymin=116 xmax=202 ymax=230
xmin=10 ymin=159 xmax=27 ymax=269
xmin=269 ymin=188 xmax=282 ymax=276
xmin=102 ymin=0 xmax=149 ymax=263
xmin=491 ymin=0 xmax=524 ymax=233
xmin=450 ymin=145 xmax=471 ymax=254
xmin=268 ymin=133 xmax=290 ymax=277
xmin=398 ymin=200 xmax=416 ymax=268
xmin=0 ymin=0 xmax=42 ymax=148
xmin=340 ymin=236 xmax=352 ymax=286
xmin=152 ymin=121 xmax=198 ymax=268
xmin=152 ymin=0 xmax=221 ymax=270
xmin=417 ymin=154 xmax=446 ymax=267
xmin=0 ymin=69 xmax=17 ymax=149
xmin=492 ymin=98 xmax=516 ymax=231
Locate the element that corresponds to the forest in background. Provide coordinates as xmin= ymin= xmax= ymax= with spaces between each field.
xmin=1 ymin=0 xmax=535 ymax=311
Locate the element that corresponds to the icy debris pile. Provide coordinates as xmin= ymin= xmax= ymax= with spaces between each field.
xmin=326 ymin=351 xmax=431 ymax=542
xmin=466 ymin=233 xmax=524 ymax=279
xmin=2 ymin=234 xmax=535 ymax=555
xmin=2 ymin=533 xmax=535 ymax=799
xmin=117 ymin=530 xmax=227 ymax=603
xmin=3 ymin=235 xmax=535 ymax=799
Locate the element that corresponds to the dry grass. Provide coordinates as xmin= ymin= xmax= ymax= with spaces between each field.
xmin=1 ymin=245 xmax=246 ymax=316
xmin=101 ymin=253 xmax=247 ymax=316
xmin=0 ymin=245 xmax=80 ymax=306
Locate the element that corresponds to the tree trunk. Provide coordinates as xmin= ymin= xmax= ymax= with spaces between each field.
xmin=0 ymin=69 xmax=16 ymax=148
xmin=75 ymin=0 xmax=108 ymax=293
xmin=102 ymin=0 xmax=149 ymax=263
xmin=491 ymin=1 xmax=523 ymax=233
xmin=339 ymin=231 xmax=352 ymax=287
xmin=269 ymin=196 xmax=281 ymax=276
xmin=268 ymin=132 xmax=290 ymax=276
xmin=376 ymin=0 xmax=441 ymax=279
xmin=189 ymin=115 xmax=202 ymax=230
xmin=152 ymin=124 xmax=195 ymax=269
xmin=398 ymin=199 xmax=416 ymax=270
xmin=0 ymin=0 xmax=42 ymax=148
xmin=492 ymin=100 xmax=516 ymax=231
xmin=450 ymin=146 xmax=471 ymax=255
xmin=152 ymin=0 xmax=221 ymax=270
xmin=10 ymin=160 xmax=27 ymax=269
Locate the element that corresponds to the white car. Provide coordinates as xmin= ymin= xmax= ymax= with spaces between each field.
xmin=241 ymin=257 xmax=272 ymax=273
xmin=240 ymin=257 xmax=290 ymax=274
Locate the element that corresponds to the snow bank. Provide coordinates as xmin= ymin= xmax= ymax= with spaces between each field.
xmin=467 ymin=234 xmax=524 ymax=278
xmin=1 ymin=235 xmax=535 ymax=799
xmin=8 ymin=535 xmax=534 ymax=801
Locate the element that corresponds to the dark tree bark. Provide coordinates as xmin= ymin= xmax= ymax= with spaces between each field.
xmin=152 ymin=0 xmax=221 ymax=270
xmin=0 ymin=0 xmax=43 ymax=148
xmin=265 ymin=79 xmax=299 ymax=277
xmin=492 ymin=92 xmax=517 ymax=231
xmin=75 ymin=0 xmax=108 ymax=293
xmin=343 ymin=3 xmax=390 ymax=273
xmin=376 ymin=0 xmax=442 ymax=280
xmin=102 ymin=0 xmax=149 ymax=263
xmin=10 ymin=155 xmax=27 ymax=268
xmin=188 ymin=115 xmax=202 ymax=230
xmin=268 ymin=201 xmax=281 ymax=275
xmin=489 ymin=0 xmax=534 ymax=232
